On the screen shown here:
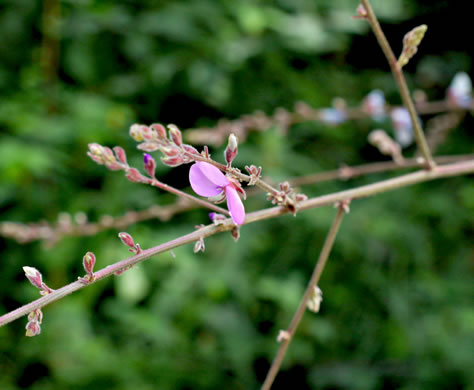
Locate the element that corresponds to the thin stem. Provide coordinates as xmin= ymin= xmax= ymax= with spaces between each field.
xmin=1 ymin=155 xmax=472 ymax=245
xmin=360 ymin=0 xmax=435 ymax=169
xmin=150 ymin=179 xmax=230 ymax=216
xmin=261 ymin=206 xmax=346 ymax=390
xmin=0 ymin=159 xmax=472 ymax=328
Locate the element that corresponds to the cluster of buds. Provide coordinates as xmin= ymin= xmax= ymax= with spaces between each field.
xmin=87 ymin=144 xmax=127 ymax=171
xmin=118 ymin=232 xmax=141 ymax=255
xmin=224 ymin=134 xmax=238 ymax=166
xmin=447 ymin=72 xmax=472 ymax=108
xmin=129 ymin=123 xmax=201 ymax=167
xmin=266 ymin=181 xmax=308 ymax=215
xmin=397 ymin=24 xmax=428 ymax=68
xmin=23 ymin=267 xmax=52 ymax=337
xmin=25 ymin=309 xmax=43 ymax=337
xmin=23 ymin=266 xmax=53 ymax=295
xmin=362 ymin=90 xmax=386 ymax=120
xmin=244 ymin=165 xmax=262 ymax=186
xmin=88 ymin=143 xmax=153 ymax=185
xmin=368 ymin=130 xmax=405 ymax=165
xmin=307 ymin=286 xmax=323 ymax=313
xmin=390 ymin=108 xmax=414 ymax=147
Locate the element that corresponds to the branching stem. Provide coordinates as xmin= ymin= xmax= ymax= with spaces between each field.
xmin=360 ymin=0 xmax=435 ymax=169
xmin=0 ymin=159 xmax=472 ymax=328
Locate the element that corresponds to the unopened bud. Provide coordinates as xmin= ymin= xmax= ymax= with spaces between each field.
xmin=193 ymin=238 xmax=205 ymax=253
xmin=129 ymin=124 xmax=144 ymax=142
xmin=277 ymin=330 xmax=290 ymax=342
xmin=23 ymin=266 xmax=43 ymax=289
xmin=161 ymin=155 xmax=184 ymax=167
xmin=113 ymin=146 xmax=127 ymax=164
xmin=182 ymin=144 xmax=200 ymax=156
xmin=88 ymin=143 xmax=103 ymax=156
xmin=143 ymin=154 xmax=156 ymax=178
xmin=209 ymin=212 xmax=227 ymax=225
xmin=125 ymin=168 xmax=144 ymax=183
xmin=118 ymin=232 xmax=135 ymax=248
xmin=25 ymin=319 xmax=41 ymax=337
xmin=141 ymin=126 xmax=153 ymax=141
xmin=231 ymin=226 xmax=240 ymax=242
xmin=82 ymin=251 xmax=96 ymax=277
xmin=355 ymin=4 xmax=367 ymax=18
xmin=161 ymin=147 xmax=180 ymax=157
xmin=168 ymin=124 xmax=183 ymax=146
xmin=150 ymin=123 xmax=167 ymax=138
xmin=279 ymin=181 xmax=291 ymax=193
xmin=398 ymin=24 xmax=428 ymax=68
xmin=225 ymin=133 xmax=238 ymax=165
xmin=307 ymin=286 xmax=323 ymax=313
xmin=295 ymin=193 xmax=308 ymax=202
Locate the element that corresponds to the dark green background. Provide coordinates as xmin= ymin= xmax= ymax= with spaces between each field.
xmin=0 ymin=0 xmax=472 ymax=389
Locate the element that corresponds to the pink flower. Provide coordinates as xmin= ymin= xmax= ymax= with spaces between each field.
xmin=189 ymin=162 xmax=245 ymax=225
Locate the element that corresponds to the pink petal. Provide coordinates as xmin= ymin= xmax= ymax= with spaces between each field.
xmin=225 ymin=185 xmax=245 ymax=225
xmin=189 ymin=163 xmax=224 ymax=197
xmin=195 ymin=162 xmax=229 ymax=187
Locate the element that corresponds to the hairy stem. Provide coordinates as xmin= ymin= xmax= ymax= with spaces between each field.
xmin=261 ymin=206 xmax=346 ymax=390
xmin=360 ymin=0 xmax=435 ymax=169
xmin=0 ymin=159 xmax=472 ymax=328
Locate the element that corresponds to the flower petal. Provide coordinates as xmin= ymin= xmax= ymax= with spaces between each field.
xmin=189 ymin=163 xmax=223 ymax=197
xmin=225 ymin=186 xmax=245 ymax=225
xmin=195 ymin=162 xmax=229 ymax=187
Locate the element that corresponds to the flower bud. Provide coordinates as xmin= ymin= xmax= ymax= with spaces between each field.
xmin=125 ymin=168 xmax=144 ymax=183
xmin=143 ymin=154 xmax=156 ymax=178
xmin=193 ymin=238 xmax=205 ymax=253
xmin=141 ymin=126 xmax=153 ymax=141
xmin=25 ymin=319 xmax=41 ymax=337
xmin=307 ymin=286 xmax=323 ymax=313
xmin=82 ymin=251 xmax=96 ymax=277
xmin=118 ymin=232 xmax=135 ymax=248
xmin=129 ymin=124 xmax=144 ymax=142
xmin=151 ymin=123 xmax=167 ymax=138
xmin=398 ymin=25 xmax=428 ymax=68
xmin=209 ymin=212 xmax=227 ymax=224
xmin=225 ymin=133 xmax=238 ymax=165
xmin=161 ymin=146 xmax=180 ymax=157
xmin=23 ymin=266 xmax=43 ymax=289
xmin=161 ymin=155 xmax=184 ymax=167
xmin=88 ymin=143 xmax=104 ymax=156
xmin=182 ymin=144 xmax=200 ymax=156
xmin=168 ymin=124 xmax=183 ymax=146
xmin=113 ymin=146 xmax=127 ymax=164
xmin=231 ymin=226 xmax=240 ymax=242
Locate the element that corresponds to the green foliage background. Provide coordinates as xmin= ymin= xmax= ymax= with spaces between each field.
xmin=0 ymin=0 xmax=472 ymax=389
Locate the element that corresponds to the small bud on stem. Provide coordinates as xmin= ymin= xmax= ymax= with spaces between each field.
xmin=225 ymin=133 xmax=239 ymax=166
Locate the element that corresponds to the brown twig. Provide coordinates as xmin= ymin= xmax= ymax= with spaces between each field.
xmin=261 ymin=205 xmax=347 ymax=390
xmin=1 ymin=159 xmax=472 ymax=328
xmin=1 ymin=154 xmax=472 ymax=245
xmin=360 ymin=0 xmax=435 ymax=169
